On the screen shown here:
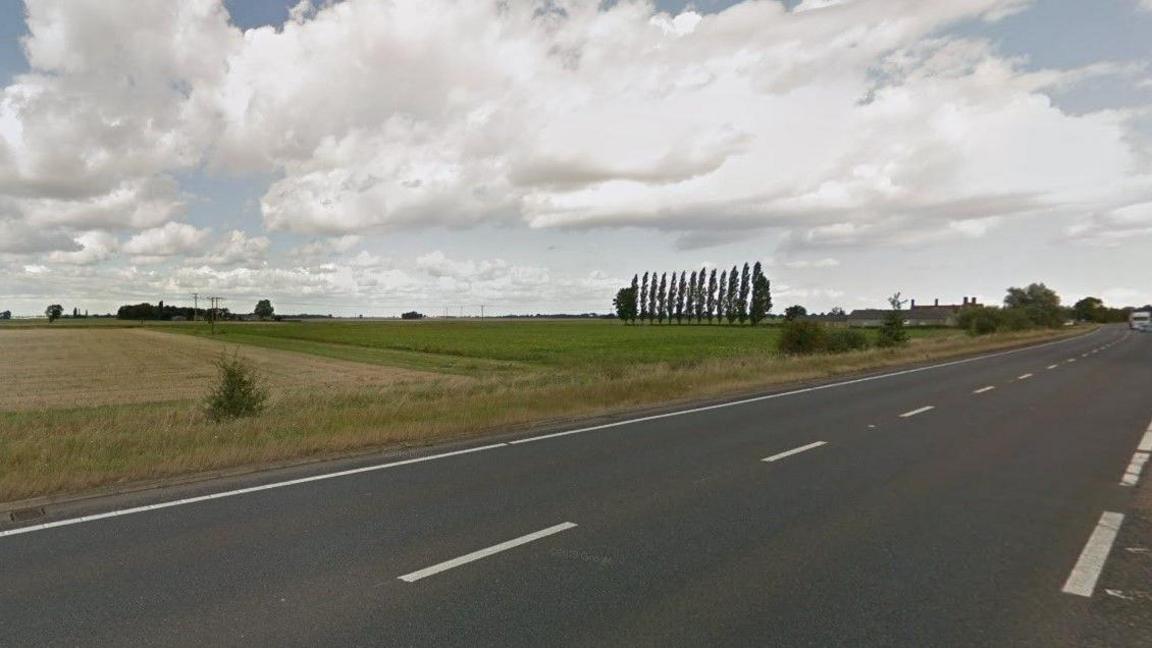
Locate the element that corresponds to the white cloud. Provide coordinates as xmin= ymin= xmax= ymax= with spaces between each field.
xmin=192 ymin=229 xmax=270 ymax=265
xmin=47 ymin=230 xmax=120 ymax=265
xmin=122 ymin=222 xmax=211 ymax=258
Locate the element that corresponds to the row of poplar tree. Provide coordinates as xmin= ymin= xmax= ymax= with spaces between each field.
xmin=613 ymin=261 xmax=772 ymax=325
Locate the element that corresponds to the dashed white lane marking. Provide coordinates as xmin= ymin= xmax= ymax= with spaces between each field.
xmin=1047 ymin=364 xmax=1059 ymax=370
xmin=973 ymin=386 xmax=996 ymax=394
xmin=398 ymin=522 xmax=577 ymax=583
xmin=1137 ymin=420 xmax=1152 ymax=452
xmin=1067 ymin=358 xmax=1077 ymax=363
xmin=1063 ymin=512 xmax=1125 ymax=597
xmin=762 ymin=441 xmax=827 ymax=463
xmin=1017 ymin=373 xmax=1033 ymax=380
xmin=900 ymin=406 xmax=936 ymax=418
xmin=1121 ymin=452 xmax=1150 ymax=487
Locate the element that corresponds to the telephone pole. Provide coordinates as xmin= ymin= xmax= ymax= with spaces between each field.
xmin=192 ymin=293 xmax=199 ymax=321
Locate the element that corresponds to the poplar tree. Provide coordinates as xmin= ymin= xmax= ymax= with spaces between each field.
xmin=717 ymin=270 xmax=728 ymax=324
xmin=657 ymin=273 xmax=668 ymax=324
xmin=676 ymin=272 xmax=687 ymax=324
xmin=648 ymin=270 xmax=658 ymax=323
xmin=737 ymin=262 xmax=751 ymax=324
xmin=688 ymin=271 xmax=698 ymax=323
xmin=749 ymin=261 xmax=772 ymax=325
xmin=726 ymin=265 xmax=739 ymax=324
xmin=640 ymin=272 xmax=650 ymax=323
xmin=707 ymin=269 xmax=718 ymax=323
xmin=667 ymin=272 xmax=678 ymax=325
xmin=630 ymin=274 xmax=639 ymax=324
xmin=696 ymin=267 xmax=707 ymax=322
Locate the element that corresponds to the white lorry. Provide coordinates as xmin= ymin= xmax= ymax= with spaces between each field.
xmin=1131 ymin=310 xmax=1151 ymax=332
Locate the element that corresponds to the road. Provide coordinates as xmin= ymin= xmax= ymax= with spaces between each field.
xmin=2 ymin=326 xmax=1151 ymax=647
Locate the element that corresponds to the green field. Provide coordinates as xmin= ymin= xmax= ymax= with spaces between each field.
xmin=166 ymin=319 xmax=956 ymax=374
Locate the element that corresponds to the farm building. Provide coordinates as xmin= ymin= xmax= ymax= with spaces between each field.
xmin=848 ymin=297 xmax=981 ymax=327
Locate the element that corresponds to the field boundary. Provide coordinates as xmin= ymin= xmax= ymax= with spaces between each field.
xmin=0 ymin=325 xmax=1097 ymax=525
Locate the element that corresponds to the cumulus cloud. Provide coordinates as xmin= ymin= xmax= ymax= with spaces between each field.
xmin=122 ymin=222 xmax=211 ymax=259
xmin=191 ymin=229 xmax=270 ymax=265
xmin=47 ymin=230 xmax=119 ymax=265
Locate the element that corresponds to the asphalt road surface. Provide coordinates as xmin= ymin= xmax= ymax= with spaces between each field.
xmin=2 ymin=326 xmax=1151 ymax=647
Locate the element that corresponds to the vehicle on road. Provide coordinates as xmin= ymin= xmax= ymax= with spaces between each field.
xmin=1130 ymin=310 xmax=1151 ymax=331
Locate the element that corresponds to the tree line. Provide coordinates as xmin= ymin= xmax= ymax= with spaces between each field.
xmin=614 ymin=261 xmax=772 ymax=325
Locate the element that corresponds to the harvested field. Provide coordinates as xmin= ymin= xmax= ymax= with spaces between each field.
xmin=0 ymin=328 xmax=447 ymax=411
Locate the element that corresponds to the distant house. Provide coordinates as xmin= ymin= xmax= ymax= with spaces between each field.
xmin=848 ymin=297 xmax=981 ymax=328
xmin=847 ymin=309 xmax=889 ymax=328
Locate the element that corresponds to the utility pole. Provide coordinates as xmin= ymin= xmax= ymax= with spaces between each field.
xmin=480 ymin=305 xmax=485 ymax=319
xmin=208 ymin=296 xmax=223 ymax=335
xmin=192 ymin=293 xmax=199 ymax=321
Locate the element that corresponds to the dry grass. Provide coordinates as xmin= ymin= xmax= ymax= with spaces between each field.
xmin=0 ymin=328 xmax=452 ymax=411
xmin=0 ymin=326 xmax=1082 ymax=504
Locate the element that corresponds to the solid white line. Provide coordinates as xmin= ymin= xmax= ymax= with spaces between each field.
xmin=900 ymin=406 xmax=935 ymax=418
xmin=397 ymin=522 xmax=577 ymax=583
xmin=0 ymin=443 xmax=508 ymax=539
xmin=973 ymin=386 xmax=996 ymax=394
xmin=1047 ymin=364 xmax=1059 ymax=370
xmin=0 ymin=328 xmax=1101 ymax=540
xmin=1063 ymin=512 xmax=1124 ymax=597
xmin=1017 ymin=373 xmax=1033 ymax=380
xmin=1121 ymin=452 xmax=1150 ymax=487
xmin=762 ymin=441 xmax=827 ymax=463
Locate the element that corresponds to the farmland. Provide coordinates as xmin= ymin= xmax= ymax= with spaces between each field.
xmin=0 ymin=318 xmax=1080 ymax=504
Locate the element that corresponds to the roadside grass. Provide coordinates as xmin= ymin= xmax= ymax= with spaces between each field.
xmin=0 ymin=325 xmax=1080 ymax=503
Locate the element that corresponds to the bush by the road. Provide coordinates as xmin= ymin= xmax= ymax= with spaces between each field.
xmin=825 ymin=327 xmax=871 ymax=353
xmin=777 ymin=320 xmax=828 ymax=354
xmin=206 ymin=352 xmax=267 ymax=422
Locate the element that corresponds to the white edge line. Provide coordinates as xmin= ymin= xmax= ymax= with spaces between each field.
xmin=397 ymin=522 xmax=577 ymax=583
xmin=1121 ymin=452 xmax=1150 ymax=487
xmin=0 ymin=327 xmax=1106 ymax=540
xmin=0 ymin=443 xmax=508 ymax=539
xmin=511 ymin=330 xmax=1101 ymax=446
xmin=1062 ymin=512 xmax=1124 ymax=597
xmin=973 ymin=386 xmax=996 ymax=394
xmin=900 ymin=405 xmax=936 ymax=418
xmin=1138 ymin=423 xmax=1152 ymax=453
xmin=762 ymin=441 xmax=827 ymax=463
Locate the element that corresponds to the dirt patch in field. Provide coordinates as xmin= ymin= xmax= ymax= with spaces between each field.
xmin=0 ymin=328 xmax=449 ymax=411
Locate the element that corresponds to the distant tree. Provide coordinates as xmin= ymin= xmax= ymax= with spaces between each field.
xmin=648 ymin=270 xmax=658 ymax=323
xmin=71 ymin=306 xmax=78 ymax=318
xmin=877 ymin=292 xmax=910 ymax=348
xmin=254 ymin=299 xmax=275 ymax=320
xmin=716 ymin=270 xmax=728 ymax=324
xmin=400 ymin=311 xmax=425 ymax=320
xmin=784 ymin=304 xmax=807 ymax=321
xmin=725 ymin=266 xmax=739 ymax=324
xmin=706 ymin=269 xmax=717 ymax=323
xmin=667 ymin=272 xmax=678 ymax=325
xmin=0 ymin=310 xmax=10 ymax=320
xmin=695 ymin=267 xmax=707 ymax=322
xmin=640 ymin=272 xmax=650 ymax=323
xmin=737 ymin=262 xmax=751 ymax=324
xmin=657 ymin=273 xmax=668 ymax=324
xmin=1072 ymin=296 xmax=1105 ymax=323
xmin=614 ymin=285 xmax=639 ymax=324
xmin=630 ymin=274 xmax=639 ymax=323
xmin=1004 ymin=282 xmax=1062 ymax=328
xmin=672 ymin=269 xmax=681 ymax=322
xmin=687 ymin=271 xmax=698 ymax=323
xmin=829 ymin=306 xmax=846 ymax=317
xmin=749 ymin=261 xmax=772 ymax=325
xmin=45 ymin=304 xmax=63 ymax=323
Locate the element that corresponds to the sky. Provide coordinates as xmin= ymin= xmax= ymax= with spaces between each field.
xmin=1 ymin=0 xmax=1151 ymax=317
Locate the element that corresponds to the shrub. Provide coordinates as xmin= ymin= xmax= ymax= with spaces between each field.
xmin=777 ymin=320 xmax=828 ymax=354
xmin=876 ymin=310 xmax=909 ymax=348
xmin=957 ymin=306 xmax=1001 ymax=336
xmin=825 ymin=327 xmax=871 ymax=353
xmin=206 ymin=352 xmax=267 ymax=421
